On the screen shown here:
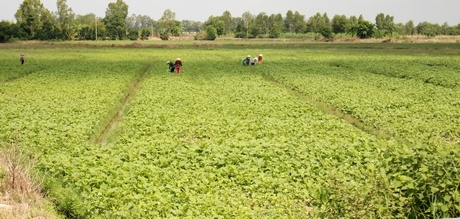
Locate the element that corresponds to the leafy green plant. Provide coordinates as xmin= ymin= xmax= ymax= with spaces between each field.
xmin=1 ymin=44 xmax=460 ymax=218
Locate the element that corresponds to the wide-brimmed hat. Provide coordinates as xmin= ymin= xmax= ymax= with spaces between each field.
xmin=259 ymin=54 xmax=263 ymax=56
xmin=247 ymin=55 xmax=250 ymax=58
xmin=176 ymin=58 xmax=181 ymax=60
xmin=166 ymin=61 xmax=170 ymax=64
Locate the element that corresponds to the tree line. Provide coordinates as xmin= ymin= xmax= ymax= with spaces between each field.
xmin=1 ymin=0 xmax=459 ymax=42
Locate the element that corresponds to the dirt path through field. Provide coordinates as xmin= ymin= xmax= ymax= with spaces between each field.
xmin=92 ymin=58 xmax=157 ymax=145
xmin=258 ymin=71 xmax=406 ymax=142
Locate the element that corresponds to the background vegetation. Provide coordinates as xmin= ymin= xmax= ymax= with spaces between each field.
xmin=1 ymin=0 xmax=460 ymax=42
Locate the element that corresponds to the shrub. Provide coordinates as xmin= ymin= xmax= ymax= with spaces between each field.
xmin=234 ymin=32 xmax=247 ymax=38
xmin=127 ymin=29 xmax=139 ymax=41
xmin=140 ymin=29 xmax=150 ymax=40
xmin=269 ymin=27 xmax=281 ymax=38
xmin=206 ymin=25 xmax=217 ymax=40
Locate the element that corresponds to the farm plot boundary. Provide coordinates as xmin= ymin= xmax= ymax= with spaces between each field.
xmin=92 ymin=58 xmax=157 ymax=145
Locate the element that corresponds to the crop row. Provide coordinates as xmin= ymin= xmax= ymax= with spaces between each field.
xmin=1 ymin=47 xmax=459 ymax=218
xmin=259 ymin=52 xmax=460 ymax=217
xmin=57 ymin=52 xmax=415 ymax=218
xmin=328 ymin=55 xmax=460 ymax=88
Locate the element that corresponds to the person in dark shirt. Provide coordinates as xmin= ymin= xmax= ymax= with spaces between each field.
xmin=167 ymin=61 xmax=175 ymax=72
xmin=20 ymin=54 xmax=25 ymax=65
xmin=242 ymin=55 xmax=250 ymax=66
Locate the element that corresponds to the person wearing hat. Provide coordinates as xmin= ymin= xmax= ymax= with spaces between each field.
xmin=166 ymin=61 xmax=175 ymax=73
xmin=174 ymin=58 xmax=182 ymax=74
xmin=258 ymin=54 xmax=263 ymax=64
xmin=242 ymin=55 xmax=250 ymax=66
xmin=251 ymin=57 xmax=257 ymax=65
xmin=20 ymin=54 xmax=25 ymax=65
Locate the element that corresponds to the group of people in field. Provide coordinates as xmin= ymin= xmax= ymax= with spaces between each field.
xmin=166 ymin=58 xmax=182 ymax=74
xmin=242 ymin=54 xmax=263 ymax=66
xmin=165 ymin=54 xmax=264 ymax=74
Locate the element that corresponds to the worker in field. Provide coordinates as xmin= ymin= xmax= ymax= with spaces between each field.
xmin=166 ymin=61 xmax=175 ymax=73
xmin=251 ymin=57 xmax=257 ymax=65
xmin=258 ymin=54 xmax=263 ymax=64
xmin=174 ymin=58 xmax=182 ymax=74
xmin=242 ymin=55 xmax=250 ymax=66
xmin=20 ymin=54 xmax=25 ymax=65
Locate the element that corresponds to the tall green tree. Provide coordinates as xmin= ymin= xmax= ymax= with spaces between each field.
xmin=331 ymin=15 xmax=350 ymax=34
xmin=284 ymin=10 xmax=295 ymax=33
xmin=233 ymin=17 xmax=245 ymax=38
xmin=352 ymin=20 xmax=374 ymax=39
xmin=405 ymin=20 xmax=416 ymax=35
xmin=349 ymin=15 xmax=358 ymax=26
xmin=126 ymin=14 xmax=137 ymax=30
xmin=323 ymin=13 xmax=331 ymax=26
xmin=56 ymin=0 xmax=75 ymax=40
xmin=0 ymin=21 xmax=13 ymax=42
xmin=375 ymin=13 xmax=395 ymax=36
xmin=170 ymin=20 xmax=183 ymax=37
xmin=306 ymin=12 xmax=330 ymax=33
xmin=221 ymin=10 xmax=233 ymax=35
xmin=182 ymin=20 xmax=201 ymax=33
xmin=416 ymin=21 xmax=439 ymax=37
xmin=395 ymin=22 xmax=406 ymax=35
xmin=293 ymin=11 xmax=307 ymax=33
xmin=216 ymin=20 xmax=225 ymax=37
xmin=103 ymin=0 xmax=128 ymax=40
xmin=347 ymin=16 xmax=359 ymax=36
xmin=268 ymin=13 xmax=283 ymax=38
xmin=253 ymin=12 xmax=269 ymax=36
xmin=74 ymin=13 xmax=104 ymax=40
xmin=126 ymin=14 xmax=154 ymax=30
xmin=203 ymin=16 xmax=220 ymax=28
xmin=158 ymin=9 xmax=181 ymax=39
xmin=241 ymin=11 xmax=253 ymax=37
xmin=35 ymin=9 xmax=59 ymax=40
xmin=15 ymin=0 xmax=54 ymax=39
xmin=158 ymin=9 xmax=175 ymax=31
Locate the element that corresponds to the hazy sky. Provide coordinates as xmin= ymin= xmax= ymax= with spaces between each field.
xmin=1 ymin=0 xmax=459 ymax=25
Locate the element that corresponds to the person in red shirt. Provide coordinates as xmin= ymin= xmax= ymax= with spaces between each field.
xmin=258 ymin=54 xmax=263 ymax=64
xmin=244 ymin=55 xmax=250 ymax=66
xmin=175 ymin=58 xmax=182 ymax=74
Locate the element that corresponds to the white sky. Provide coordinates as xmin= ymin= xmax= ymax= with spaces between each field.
xmin=1 ymin=0 xmax=459 ymax=25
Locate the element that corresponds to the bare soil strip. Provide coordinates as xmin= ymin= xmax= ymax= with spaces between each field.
xmin=92 ymin=58 xmax=156 ymax=145
xmin=220 ymin=55 xmax=384 ymax=137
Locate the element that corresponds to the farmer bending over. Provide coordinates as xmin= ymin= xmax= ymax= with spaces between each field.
xmin=167 ymin=61 xmax=175 ymax=72
xmin=258 ymin=54 xmax=263 ymax=64
xmin=242 ymin=55 xmax=250 ymax=66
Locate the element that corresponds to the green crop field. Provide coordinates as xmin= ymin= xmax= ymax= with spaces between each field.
xmin=0 ymin=42 xmax=459 ymax=218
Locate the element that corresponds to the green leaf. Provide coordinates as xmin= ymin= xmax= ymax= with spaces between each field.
xmin=431 ymin=187 xmax=440 ymax=193
xmin=443 ymin=195 xmax=451 ymax=202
